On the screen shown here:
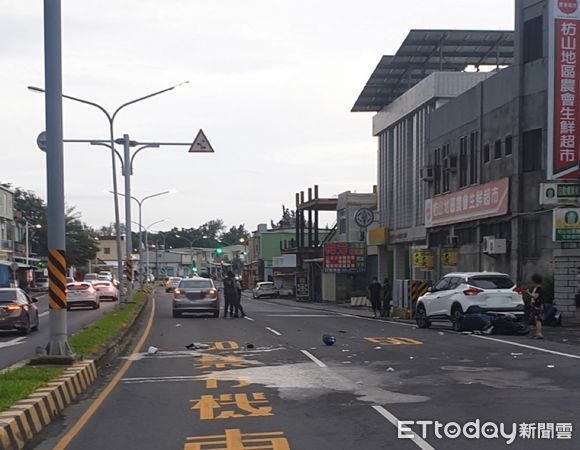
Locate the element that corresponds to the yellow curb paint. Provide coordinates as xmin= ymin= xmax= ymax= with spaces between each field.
xmin=12 ymin=405 xmax=42 ymax=433
xmin=0 ymin=426 xmax=11 ymax=450
xmin=54 ymin=296 xmax=156 ymax=450
xmin=0 ymin=410 xmax=32 ymax=442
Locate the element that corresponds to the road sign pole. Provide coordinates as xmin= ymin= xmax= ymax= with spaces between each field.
xmin=123 ymin=134 xmax=133 ymax=304
xmin=43 ymin=0 xmax=74 ymax=360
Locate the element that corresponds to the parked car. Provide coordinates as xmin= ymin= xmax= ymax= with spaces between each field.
xmin=0 ymin=288 xmax=40 ymax=335
xmin=415 ymin=272 xmax=525 ymax=331
xmin=35 ymin=277 xmax=49 ymax=292
xmin=252 ymin=282 xmax=279 ymax=299
xmin=172 ymin=277 xmax=219 ymax=318
xmin=83 ymin=273 xmax=99 ymax=282
xmin=66 ymin=282 xmax=100 ymax=310
xmin=165 ymin=277 xmax=183 ymax=293
xmin=98 ymin=271 xmax=113 ymax=281
xmin=92 ymin=281 xmax=119 ymax=302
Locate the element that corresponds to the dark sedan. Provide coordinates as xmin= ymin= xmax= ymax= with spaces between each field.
xmin=0 ymin=288 xmax=40 ymax=335
xmin=172 ymin=277 xmax=219 ymax=318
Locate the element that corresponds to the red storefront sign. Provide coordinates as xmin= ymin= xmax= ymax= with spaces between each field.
xmin=424 ymin=178 xmax=509 ymax=228
xmin=550 ymin=0 xmax=580 ymax=179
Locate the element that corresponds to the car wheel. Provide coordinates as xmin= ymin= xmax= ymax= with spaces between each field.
xmin=67 ymin=305 xmax=72 ymax=311
xmin=451 ymin=306 xmax=464 ymax=332
xmin=415 ymin=304 xmax=431 ymax=328
xmin=213 ymin=310 xmax=219 ymax=318
xmin=92 ymin=302 xmax=99 ymax=310
xmin=173 ymin=310 xmax=181 ymax=318
xmin=19 ymin=317 xmax=31 ymax=336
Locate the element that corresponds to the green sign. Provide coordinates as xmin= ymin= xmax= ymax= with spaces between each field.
xmin=553 ymin=208 xmax=580 ymax=242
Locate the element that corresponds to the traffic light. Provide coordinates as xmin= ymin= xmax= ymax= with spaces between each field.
xmin=216 ymin=247 xmax=223 ymax=255
xmin=191 ymin=267 xmax=198 ymax=273
xmin=36 ymin=261 xmax=46 ymax=269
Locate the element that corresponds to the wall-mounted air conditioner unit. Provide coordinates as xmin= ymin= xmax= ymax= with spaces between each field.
xmin=443 ymin=155 xmax=458 ymax=172
xmin=482 ymin=236 xmax=507 ymax=254
xmin=420 ymin=166 xmax=434 ymax=182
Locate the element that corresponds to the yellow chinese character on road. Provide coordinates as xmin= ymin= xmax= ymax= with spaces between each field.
xmin=184 ymin=429 xmax=290 ymax=450
xmin=210 ymin=341 xmax=240 ymax=351
xmin=196 ymin=355 xmax=248 ymax=370
xmin=203 ymin=377 xmax=251 ymax=389
xmin=191 ymin=393 xmax=273 ymax=420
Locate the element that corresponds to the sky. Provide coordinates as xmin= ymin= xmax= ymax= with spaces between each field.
xmin=0 ymin=0 xmax=514 ymax=234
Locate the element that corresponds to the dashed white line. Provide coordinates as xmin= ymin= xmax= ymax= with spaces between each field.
xmin=39 ymin=311 xmax=49 ymax=318
xmin=300 ymin=349 xmax=327 ymax=368
xmin=0 ymin=337 xmax=26 ymax=349
xmin=244 ymin=316 xmax=254 ymax=321
xmin=265 ymin=327 xmax=282 ymax=336
xmin=471 ymin=334 xmax=580 ymax=360
xmin=372 ymin=406 xmax=435 ymax=450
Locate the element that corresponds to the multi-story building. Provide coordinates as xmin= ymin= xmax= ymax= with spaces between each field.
xmin=0 ymin=185 xmax=15 ymax=286
xmin=353 ymin=29 xmax=514 ymax=284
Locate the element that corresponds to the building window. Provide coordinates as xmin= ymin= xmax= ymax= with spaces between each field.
xmin=494 ymin=139 xmax=502 ymax=159
xmin=434 ymin=147 xmax=441 ymax=195
xmin=523 ymin=16 xmax=543 ymax=64
xmin=522 ymin=128 xmax=542 ymax=172
xmin=459 ymin=136 xmax=468 ymax=188
xmin=442 ymin=144 xmax=450 ymax=193
xmin=505 ymin=135 xmax=513 ymax=156
xmin=483 ymin=143 xmax=490 ymax=163
xmin=338 ymin=218 xmax=346 ymax=234
xmin=469 ymin=130 xmax=479 ymax=185
xmin=104 ymin=247 xmax=111 ymax=255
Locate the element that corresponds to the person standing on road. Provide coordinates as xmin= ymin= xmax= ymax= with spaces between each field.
xmin=231 ymin=275 xmax=246 ymax=318
xmin=381 ymin=277 xmax=392 ymax=317
xmin=528 ymin=273 xmax=545 ymax=339
xmin=368 ymin=277 xmax=382 ymax=319
xmin=222 ymin=271 xmax=237 ymax=318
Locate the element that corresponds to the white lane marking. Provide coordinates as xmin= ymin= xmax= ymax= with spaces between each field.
xmin=39 ymin=311 xmax=49 ymax=318
xmin=265 ymin=314 xmax=337 ymax=317
xmin=372 ymin=406 xmax=435 ymax=450
xmin=0 ymin=336 xmax=26 ymax=349
xmin=337 ymin=312 xmax=417 ymax=327
xmin=471 ymin=334 xmax=580 ymax=360
xmin=266 ymin=327 xmax=282 ymax=336
xmin=301 ymin=349 xmax=327 ymax=368
xmin=244 ymin=316 xmax=255 ymax=321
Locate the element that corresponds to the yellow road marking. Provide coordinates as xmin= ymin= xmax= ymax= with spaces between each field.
xmin=184 ymin=429 xmax=289 ymax=450
xmin=54 ymin=296 xmax=156 ymax=450
xmin=211 ymin=341 xmax=240 ymax=351
xmin=365 ymin=337 xmax=423 ymax=345
xmin=191 ymin=393 xmax=273 ymax=420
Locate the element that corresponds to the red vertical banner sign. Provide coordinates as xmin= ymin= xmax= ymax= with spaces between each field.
xmin=550 ymin=0 xmax=580 ymax=179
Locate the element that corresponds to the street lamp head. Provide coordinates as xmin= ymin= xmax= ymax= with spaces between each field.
xmin=239 ymin=237 xmax=245 ymax=243
xmin=35 ymin=224 xmax=42 ymax=229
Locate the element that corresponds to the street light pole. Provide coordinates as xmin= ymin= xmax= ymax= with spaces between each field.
xmin=28 ymin=81 xmax=189 ymax=300
xmin=42 ymin=0 xmax=73 ymax=359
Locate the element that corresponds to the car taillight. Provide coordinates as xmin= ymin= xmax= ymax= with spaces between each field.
xmin=463 ymin=287 xmax=483 ymax=296
xmin=513 ymin=287 xmax=525 ymax=296
xmin=207 ymin=289 xmax=217 ymax=298
xmin=5 ymin=304 xmax=22 ymax=312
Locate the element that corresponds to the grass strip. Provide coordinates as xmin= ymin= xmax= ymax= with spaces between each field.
xmin=69 ymin=291 xmax=146 ymax=357
xmin=0 ymin=291 xmax=147 ymax=412
xmin=0 ymin=366 xmax=64 ymax=412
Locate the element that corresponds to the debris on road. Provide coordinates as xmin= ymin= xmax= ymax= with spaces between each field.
xmin=374 ymin=346 xmax=382 ymax=350
xmin=175 ymin=324 xmax=182 ymax=327
xmin=338 ymin=330 xmax=347 ymax=333
xmin=409 ymin=356 xmax=414 ymax=360
xmin=147 ymin=346 xmax=159 ymax=355
xmin=438 ymin=332 xmax=445 ymax=336
xmin=186 ymin=343 xmax=211 ymax=350
xmin=386 ymin=367 xmax=395 ymax=372
xmin=246 ymin=343 xmax=255 ymax=349
xmin=323 ymin=334 xmax=336 ymax=346
xmin=511 ymin=352 xmax=524 ymax=356
xmin=547 ymin=365 xmax=555 ymax=368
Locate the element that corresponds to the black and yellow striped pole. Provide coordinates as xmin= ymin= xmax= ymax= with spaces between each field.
xmin=43 ymin=0 xmax=74 ymax=359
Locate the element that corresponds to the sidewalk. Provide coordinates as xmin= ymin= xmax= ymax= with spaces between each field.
xmin=242 ymin=292 xmax=580 ymax=348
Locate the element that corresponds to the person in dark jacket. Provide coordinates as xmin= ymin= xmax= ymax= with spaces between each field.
xmin=231 ymin=276 xmax=246 ymax=318
xmin=222 ymin=271 xmax=238 ymax=318
xmin=368 ymin=277 xmax=382 ymax=318
xmin=381 ymin=277 xmax=392 ymax=317
xmin=528 ymin=273 xmax=544 ymax=339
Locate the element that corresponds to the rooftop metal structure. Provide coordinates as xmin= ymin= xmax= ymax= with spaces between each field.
xmin=352 ymin=29 xmax=514 ymax=112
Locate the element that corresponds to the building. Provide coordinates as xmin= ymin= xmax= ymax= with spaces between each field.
xmin=424 ymin=0 xmax=580 ymax=319
xmin=322 ymin=190 xmax=379 ymax=302
xmin=0 ymin=185 xmax=15 ymax=286
xmin=93 ymin=235 xmax=126 ymax=273
xmin=353 ymin=29 xmax=515 ymax=286
xmin=250 ymin=224 xmax=296 ymax=283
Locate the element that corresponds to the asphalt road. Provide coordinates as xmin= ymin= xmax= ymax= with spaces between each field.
xmin=32 ymin=290 xmax=580 ymax=450
xmin=0 ymin=294 xmax=117 ymax=370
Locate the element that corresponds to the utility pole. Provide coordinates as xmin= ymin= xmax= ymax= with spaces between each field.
xmin=122 ymin=134 xmax=133 ymax=304
xmin=43 ymin=0 xmax=74 ymax=360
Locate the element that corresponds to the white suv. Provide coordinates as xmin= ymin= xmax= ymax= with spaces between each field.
xmin=415 ymin=272 xmax=525 ymax=331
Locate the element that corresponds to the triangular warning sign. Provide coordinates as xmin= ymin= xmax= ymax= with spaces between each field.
xmin=189 ymin=129 xmax=215 ymax=153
